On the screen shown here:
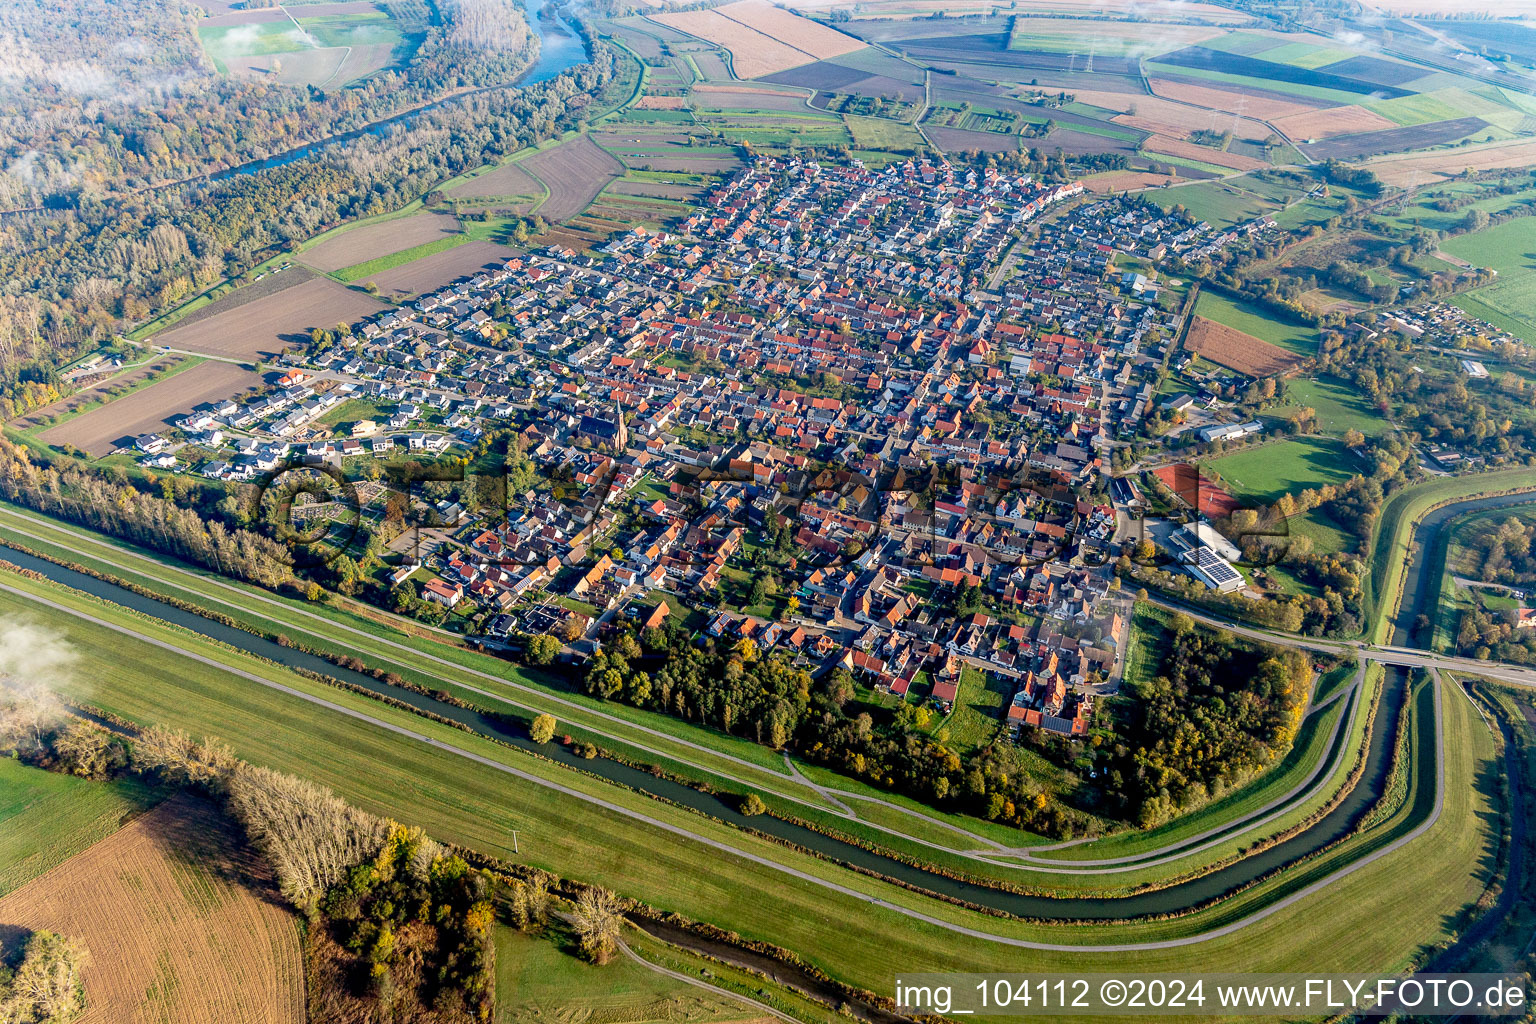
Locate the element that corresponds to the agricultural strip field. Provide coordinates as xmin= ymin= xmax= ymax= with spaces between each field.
xmin=362 ymin=240 xmax=515 ymax=297
xmin=522 ymin=135 xmax=626 ymax=222
xmin=1144 ymin=135 xmax=1269 ymax=172
xmin=1149 ymin=77 xmax=1321 ymax=120
xmin=1442 ymin=218 xmax=1536 ymax=343
xmin=1300 ymin=116 xmax=1489 ymax=162
xmin=1203 ymin=435 xmax=1359 ymax=505
xmin=299 ymin=210 xmax=462 ymax=272
xmin=150 ymin=275 xmax=388 ymax=360
xmin=650 ymin=8 xmax=835 ymax=79
xmin=0 ymin=791 xmax=304 ymax=1023
xmin=1270 ymin=104 xmax=1397 ymax=140
xmin=0 ymin=758 xmax=158 ymax=897
xmin=1194 ymin=291 xmax=1317 ymax=356
xmin=691 ymin=84 xmax=815 ymax=112
xmin=9 ymin=356 xmax=191 ymax=434
xmin=38 ymin=361 xmax=262 ymax=456
xmin=1153 ymin=46 xmax=1412 ymax=99
xmin=0 ymin=569 xmax=1502 ymax=985
xmin=1183 ymin=316 xmax=1303 ymax=377
xmin=1365 ymin=137 xmax=1536 ymax=187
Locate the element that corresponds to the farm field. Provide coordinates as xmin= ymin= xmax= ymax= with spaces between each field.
xmin=651 ymin=10 xmax=817 ymax=79
xmin=335 ymin=235 xmax=473 ymax=282
xmin=1443 ymin=218 xmax=1536 ymax=343
xmin=1006 ymin=19 xmax=1220 ymax=56
xmin=1143 ymin=134 xmax=1269 ymax=172
xmin=198 ymin=2 xmax=411 ymax=86
xmin=0 ymin=758 xmax=158 ymax=897
xmin=38 ymin=361 xmax=262 ymax=456
xmin=299 ymin=210 xmax=462 ymax=272
xmin=362 ymin=239 xmax=514 ymax=297
xmin=1204 ymin=435 xmax=1359 ymax=505
xmin=10 ymin=356 xmax=193 ymax=434
xmin=522 ymin=135 xmax=627 ymax=222
xmin=1081 ymin=169 xmax=1182 ymax=193
xmin=1271 ymin=103 xmax=1397 ymax=140
xmin=1271 ymin=376 xmax=1389 ymax=437
xmin=0 ymin=792 xmax=304 ymax=1024
xmin=1073 ymin=89 xmax=1267 ymax=141
xmin=150 ymin=276 xmax=388 ymax=359
xmin=1364 ymin=136 xmax=1536 ymax=186
xmin=1183 ymin=316 xmax=1303 ymax=377
xmin=1194 ymin=290 xmax=1318 ymax=356
xmin=1156 ymin=180 xmax=1281 ymax=229
xmin=1149 ymin=77 xmax=1319 ymax=120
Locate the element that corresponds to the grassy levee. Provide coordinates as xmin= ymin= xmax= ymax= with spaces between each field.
xmin=0 ymin=501 xmax=1046 ymax=850
xmin=1366 ymin=469 xmax=1536 ymax=645
xmin=0 ymin=501 xmax=1464 ymax=894
xmin=0 ymin=568 xmax=1499 ymax=999
xmin=0 ymin=502 xmax=1390 ymax=894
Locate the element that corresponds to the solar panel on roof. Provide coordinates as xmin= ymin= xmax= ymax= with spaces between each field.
xmin=1195 ymin=547 xmax=1241 ymax=585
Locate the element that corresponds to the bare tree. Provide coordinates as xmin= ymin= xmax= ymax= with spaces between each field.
xmin=0 ymin=930 xmax=89 ymax=1023
xmin=131 ymin=727 xmax=237 ymax=791
xmin=226 ymin=764 xmax=388 ymax=909
xmin=570 ymin=887 xmax=625 ymax=964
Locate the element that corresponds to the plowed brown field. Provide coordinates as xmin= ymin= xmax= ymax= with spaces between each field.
xmin=1149 ymin=78 xmax=1320 ymax=120
xmin=1270 ymin=104 xmax=1397 ymax=140
xmin=1185 ymin=316 xmax=1302 ymax=376
xmin=0 ymin=797 xmax=303 ymax=1024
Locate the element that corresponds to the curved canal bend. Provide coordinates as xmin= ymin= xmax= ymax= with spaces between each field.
xmin=3 ymin=543 xmax=1413 ymax=922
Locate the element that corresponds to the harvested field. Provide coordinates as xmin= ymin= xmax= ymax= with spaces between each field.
xmin=222 ymin=47 xmax=349 ymax=87
xmin=692 ymin=85 xmax=813 ymax=112
xmin=1078 ymin=90 xmax=1235 ymax=139
xmin=1300 ymin=116 xmax=1488 ymax=161
xmin=1152 ymin=462 xmax=1241 ymax=517
xmin=634 ymin=94 xmax=688 ymax=109
xmin=691 ymin=50 xmax=732 ymax=80
xmin=153 ymin=277 xmax=387 ymax=359
xmin=1082 ymin=170 xmax=1183 ymax=192
xmin=523 ymin=135 xmax=626 ymax=222
xmin=607 ymin=178 xmax=704 ymax=201
xmin=202 ymin=7 xmax=287 ymax=25
xmin=301 ymin=211 xmax=461 ymax=272
xmin=365 ymin=239 xmax=514 ymax=296
xmin=651 ymin=10 xmax=815 ymax=78
xmin=1270 ymin=104 xmax=1398 ymax=140
xmin=0 ymin=797 xmax=303 ymax=1024
xmin=1185 ymin=315 xmax=1303 ymax=377
xmin=12 ymin=357 xmax=184 ymax=431
xmin=926 ymin=126 xmax=1021 ymax=154
xmin=714 ymin=0 xmax=865 ymax=60
xmin=41 ymin=361 xmax=262 ymax=456
xmin=1047 ymin=126 xmax=1142 ymax=156
xmin=1150 ymin=77 xmax=1320 ymax=120
xmin=1363 ymin=136 xmax=1536 ymax=185
xmin=1145 ymin=135 xmax=1269 ymax=170
xmin=449 ymin=160 xmax=545 ymax=202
